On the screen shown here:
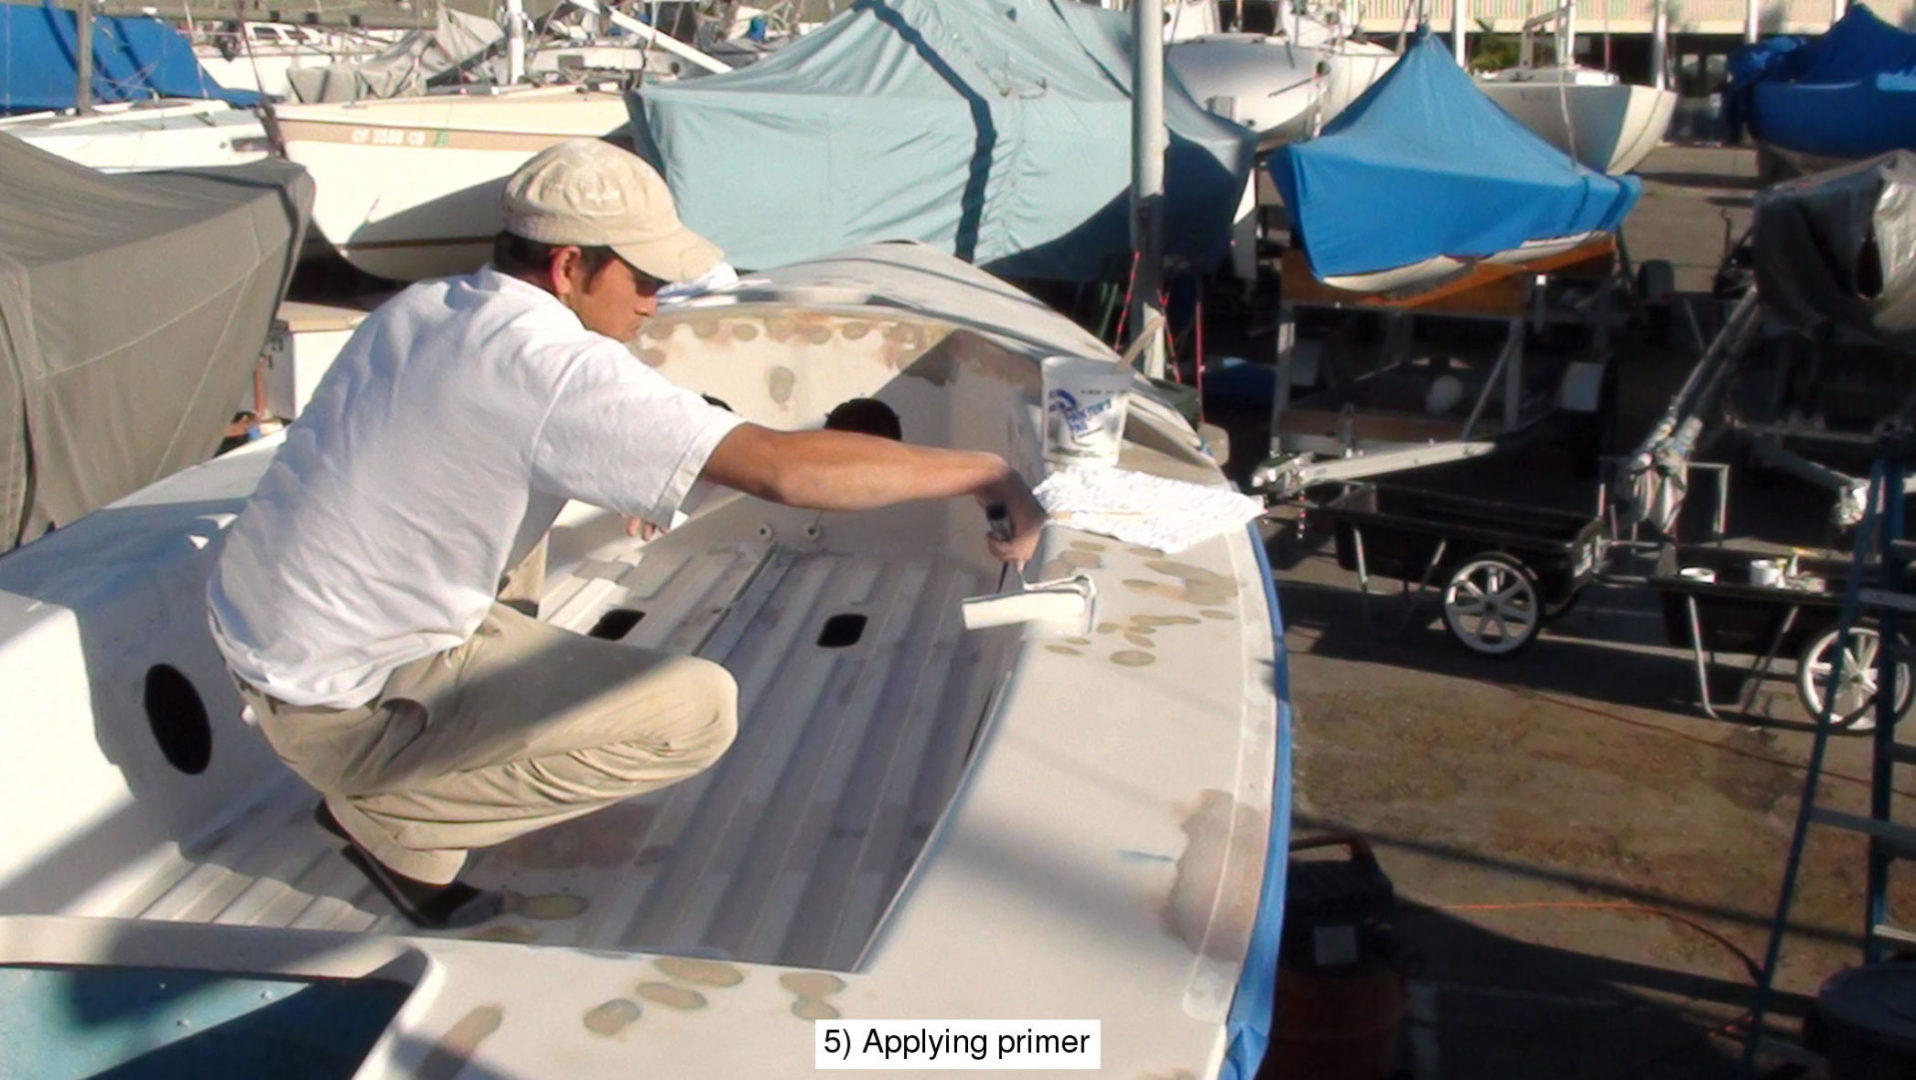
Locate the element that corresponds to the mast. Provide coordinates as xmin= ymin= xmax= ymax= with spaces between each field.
xmin=1452 ymin=0 xmax=1467 ymax=66
xmin=1650 ymin=0 xmax=1668 ymax=89
xmin=1130 ymin=0 xmax=1167 ymax=380
xmin=1560 ymin=0 xmax=1575 ymax=67
xmin=75 ymin=0 xmax=96 ymax=114
xmin=505 ymin=0 xmax=527 ymax=84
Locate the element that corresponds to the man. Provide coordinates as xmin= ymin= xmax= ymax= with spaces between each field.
xmin=207 ymin=139 xmax=1045 ymax=929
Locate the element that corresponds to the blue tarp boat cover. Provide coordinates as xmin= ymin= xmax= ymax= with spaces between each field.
xmin=629 ymin=0 xmax=1256 ymax=281
xmin=0 ymin=1 xmax=259 ymax=114
xmin=1727 ymin=5 xmax=1916 ymax=158
xmin=1267 ymin=34 xmax=1640 ymax=282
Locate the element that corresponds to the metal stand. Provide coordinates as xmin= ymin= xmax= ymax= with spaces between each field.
xmin=1348 ymin=524 xmax=1449 ymax=636
xmin=1256 ymin=242 xmax=1624 ymax=499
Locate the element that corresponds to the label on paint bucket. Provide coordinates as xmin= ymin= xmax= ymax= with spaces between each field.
xmin=1042 ymin=355 xmax=1130 ymax=467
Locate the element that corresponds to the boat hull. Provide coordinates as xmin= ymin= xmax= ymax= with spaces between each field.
xmin=1320 ymin=230 xmax=1608 ymax=293
xmin=277 ymin=90 xmax=631 ymax=281
xmin=1168 ymin=33 xmax=1396 ymax=148
xmin=1478 ymin=80 xmax=1678 ymax=174
xmin=1754 ymin=76 xmax=1916 ymax=164
xmin=0 ymin=100 xmax=267 ymax=171
xmin=0 ymin=242 xmax=1289 ymax=1078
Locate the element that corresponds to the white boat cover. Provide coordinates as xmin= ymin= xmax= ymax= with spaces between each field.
xmin=630 ymin=0 xmax=1257 ymax=281
xmin=1754 ymin=149 xmax=1916 ymax=345
xmin=0 ymin=134 xmax=311 ymax=551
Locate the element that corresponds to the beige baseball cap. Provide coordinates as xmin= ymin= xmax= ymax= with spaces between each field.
xmin=501 ymin=138 xmax=722 ymax=284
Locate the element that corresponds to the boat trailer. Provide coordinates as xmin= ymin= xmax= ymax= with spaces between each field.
xmin=1250 ymin=239 xmax=1634 ymax=498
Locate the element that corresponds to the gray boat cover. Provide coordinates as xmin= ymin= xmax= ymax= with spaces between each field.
xmin=0 ymin=134 xmax=312 ymax=552
xmin=1754 ymin=149 xmax=1916 ymax=345
xmin=285 ymin=6 xmax=502 ymax=103
xmin=630 ymin=0 xmax=1257 ymax=281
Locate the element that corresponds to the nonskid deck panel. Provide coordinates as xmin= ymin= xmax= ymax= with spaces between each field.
xmin=118 ymin=542 xmax=1003 ymax=970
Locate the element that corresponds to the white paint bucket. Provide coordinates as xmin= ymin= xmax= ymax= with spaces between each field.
xmin=1749 ymin=558 xmax=1784 ymax=587
xmin=1042 ymin=355 xmax=1131 ymax=467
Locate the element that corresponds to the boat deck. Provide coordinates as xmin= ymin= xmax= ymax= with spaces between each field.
xmin=100 ymin=537 xmax=1004 ymax=972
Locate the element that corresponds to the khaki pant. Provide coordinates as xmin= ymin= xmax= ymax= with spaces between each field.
xmin=240 ymin=602 xmax=738 ymax=884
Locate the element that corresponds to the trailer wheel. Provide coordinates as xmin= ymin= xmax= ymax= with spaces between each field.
xmin=1442 ymin=554 xmax=1542 ymax=656
xmin=1798 ymin=626 xmax=1914 ymax=730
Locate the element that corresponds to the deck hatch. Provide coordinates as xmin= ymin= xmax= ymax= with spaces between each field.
xmin=816 ymin=613 xmax=868 ymax=648
xmin=586 ymin=608 xmax=646 ymax=641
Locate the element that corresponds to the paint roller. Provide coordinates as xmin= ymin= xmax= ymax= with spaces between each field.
xmin=964 ymin=502 xmax=1097 ymax=636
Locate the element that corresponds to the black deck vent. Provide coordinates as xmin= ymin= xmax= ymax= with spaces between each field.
xmin=588 ymin=609 xmax=646 ymax=641
xmin=144 ymin=664 xmax=211 ymax=775
xmin=817 ymin=614 xmax=868 ymax=649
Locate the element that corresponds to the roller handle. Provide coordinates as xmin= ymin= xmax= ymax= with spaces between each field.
xmin=985 ymin=502 xmax=1012 ymax=543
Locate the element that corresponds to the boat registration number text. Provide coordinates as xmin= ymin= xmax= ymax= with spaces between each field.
xmin=349 ymin=128 xmax=451 ymax=148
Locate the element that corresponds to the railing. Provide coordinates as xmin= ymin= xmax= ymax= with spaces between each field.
xmin=1352 ymin=0 xmax=1911 ymax=32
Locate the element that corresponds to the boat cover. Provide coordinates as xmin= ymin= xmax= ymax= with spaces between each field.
xmin=1267 ymin=34 xmax=1639 ymax=281
xmin=284 ymin=7 xmax=503 ymax=103
xmin=0 ymin=133 xmax=311 ymax=552
xmin=1728 ymin=5 xmax=1916 ymax=159
xmin=628 ymin=0 xmax=1256 ymax=282
xmin=0 ymin=1 xmax=260 ymax=114
xmin=1754 ymin=150 xmax=1916 ymax=346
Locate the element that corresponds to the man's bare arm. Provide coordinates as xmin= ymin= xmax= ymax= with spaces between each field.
xmin=699 ymin=423 xmax=1044 ymax=565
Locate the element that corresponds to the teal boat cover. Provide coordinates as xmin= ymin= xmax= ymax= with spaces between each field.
xmin=628 ymin=0 xmax=1256 ymax=282
xmin=1269 ymin=34 xmax=1640 ymax=281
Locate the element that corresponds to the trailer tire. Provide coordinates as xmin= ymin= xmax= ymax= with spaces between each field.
xmin=1798 ymin=625 xmax=1914 ymax=729
xmin=1442 ymin=553 xmax=1543 ymax=656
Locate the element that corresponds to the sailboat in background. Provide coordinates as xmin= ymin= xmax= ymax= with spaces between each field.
xmin=1474 ymin=1 xmax=1675 ymax=174
xmin=0 ymin=0 xmax=271 ymax=170
xmin=277 ymin=85 xmax=635 ymax=280
xmin=277 ymin=0 xmax=745 ymax=281
xmin=1167 ymin=21 xmax=1397 ymax=150
xmin=1165 ymin=1 xmax=1396 ymax=151
xmin=1726 ymin=4 xmax=1916 ymax=180
xmin=1271 ymin=33 xmax=1640 ymax=292
xmin=192 ymin=22 xmax=400 ymax=99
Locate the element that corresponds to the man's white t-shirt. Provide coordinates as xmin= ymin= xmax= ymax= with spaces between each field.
xmin=207 ymin=267 xmax=743 ymax=709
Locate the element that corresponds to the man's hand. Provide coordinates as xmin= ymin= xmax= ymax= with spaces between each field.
xmin=981 ymin=472 xmax=1044 ymax=570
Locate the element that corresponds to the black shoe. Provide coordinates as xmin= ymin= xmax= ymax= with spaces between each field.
xmin=315 ymin=801 xmax=503 ymax=930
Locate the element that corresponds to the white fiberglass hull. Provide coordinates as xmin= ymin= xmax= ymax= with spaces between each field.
xmin=276 ymin=88 xmax=632 ymax=281
xmin=0 ymin=242 xmax=1288 ymax=1079
xmin=0 ymin=99 xmax=267 ymax=171
xmin=1477 ymin=78 xmax=1678 ymax=175
xmin=1168 ymin=33 xmax=1396 ymax=149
